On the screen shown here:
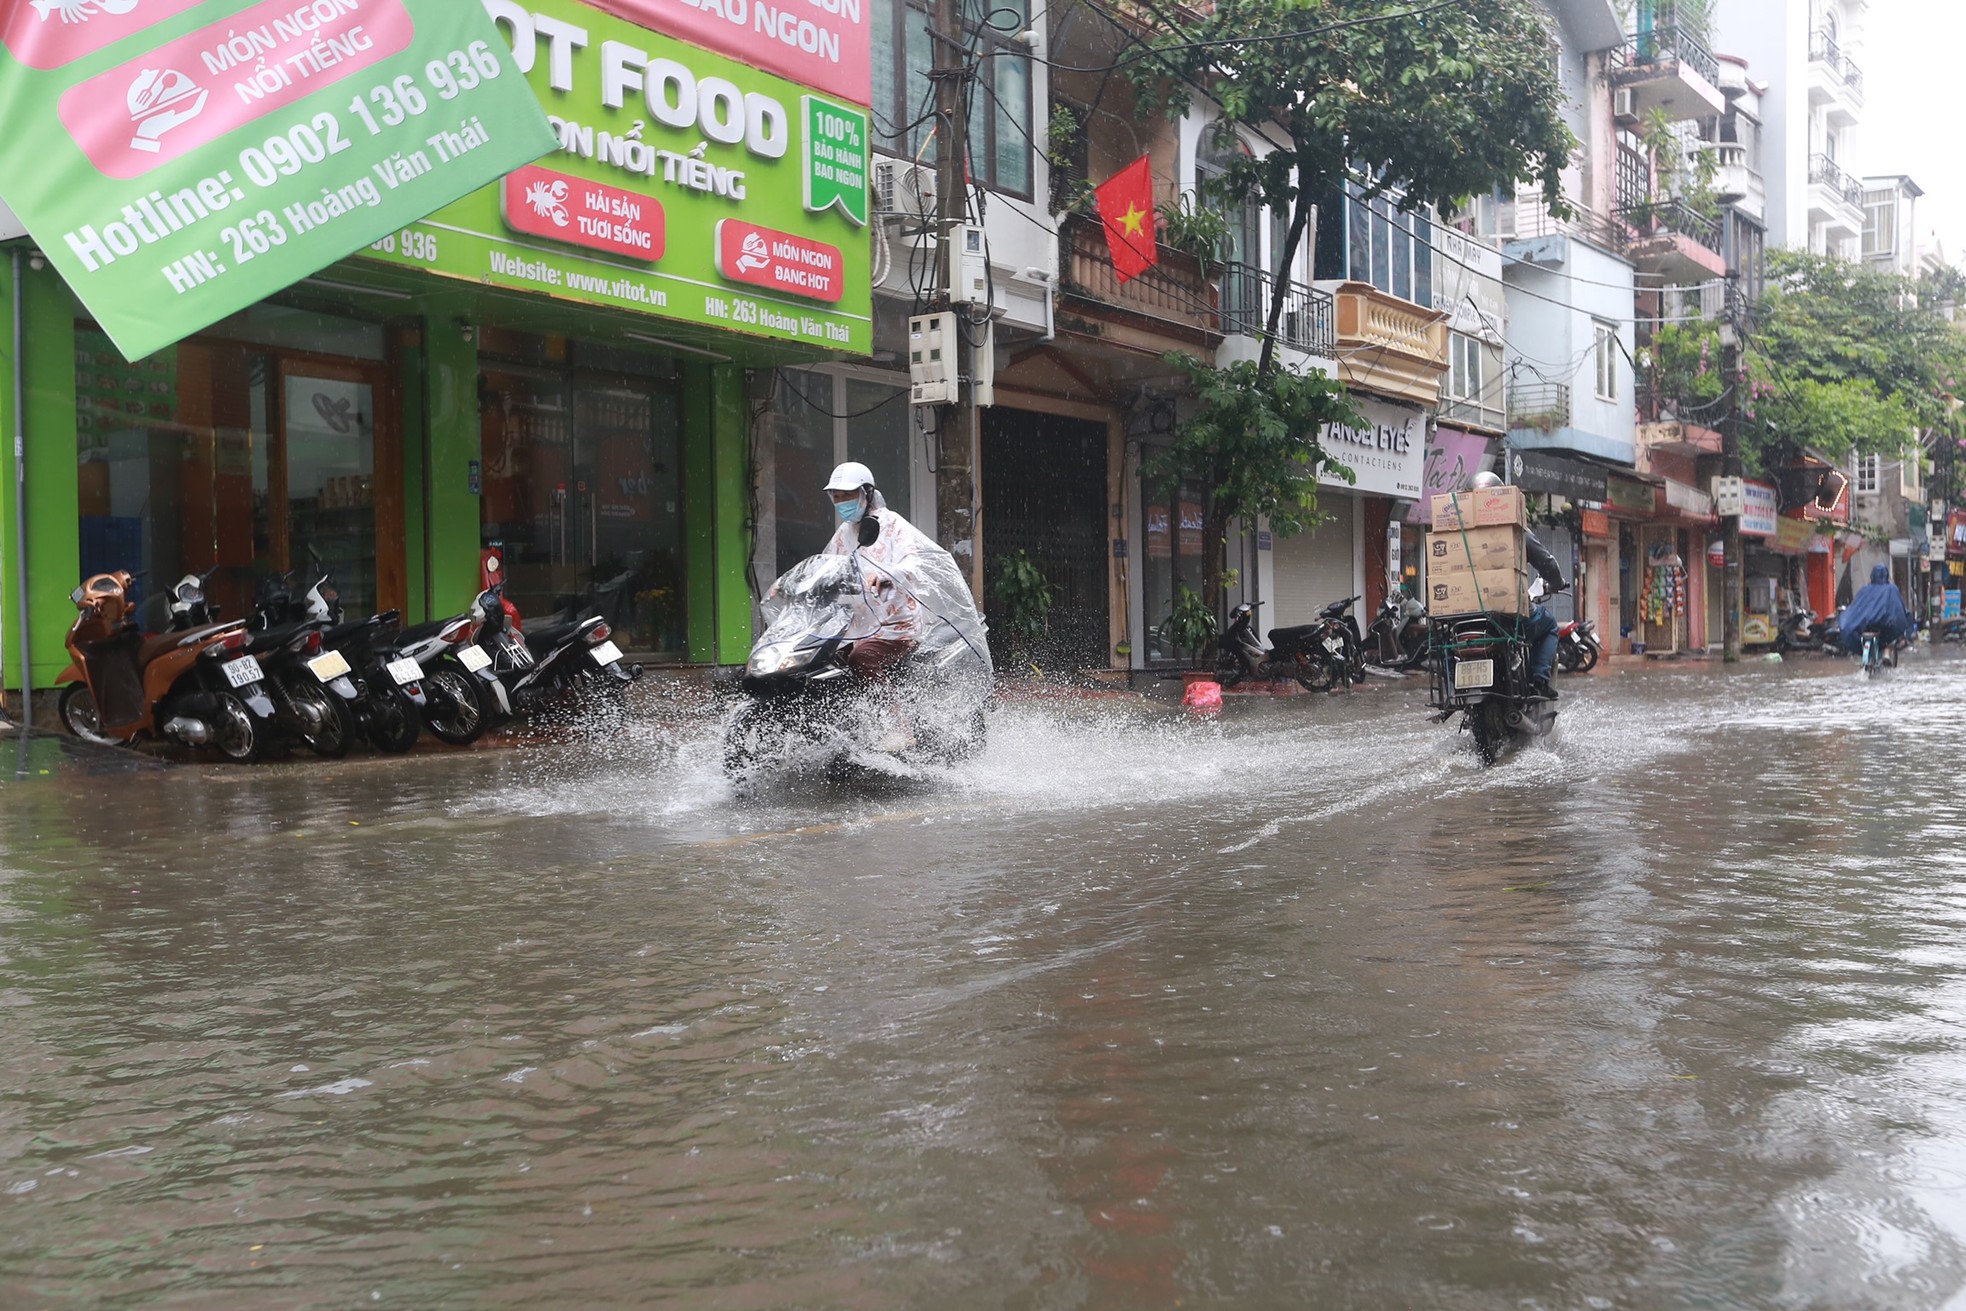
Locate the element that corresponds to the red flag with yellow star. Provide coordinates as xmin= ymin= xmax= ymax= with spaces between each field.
xmin=1095 ymin=154 xmax=1158 ymax=284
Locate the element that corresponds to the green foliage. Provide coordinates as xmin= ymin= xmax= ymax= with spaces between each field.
xmin=1165 ymin=583 xmax=1217 ymax=665
xmin=1740 ymin=250 xmax=1966 ymax=473
xmin=1141 ymin=356 xmax=1361 ymax=611
xmin=1636 ymin=108 xmax=1719 ymax=221
xmin=989 ymin=549 xmax=1054 ymax=649
xmin=1643 ymin=323 xmax=1726 ymax=416
xmin=1158 ymin=193 xmax=1230 ymax=269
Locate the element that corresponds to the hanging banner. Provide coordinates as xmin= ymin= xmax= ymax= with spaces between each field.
xmin=0 ymin=0 xmax=558 ymax=361
xmin=361 ymin=0 xmax=873 ymax=352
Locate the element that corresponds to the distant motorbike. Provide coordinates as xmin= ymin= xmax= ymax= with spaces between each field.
xmin=1427 ymin=590 xmax=1561 ymax=765
xmin=1775 ymin=609 xmax=1820 ymax=654
xmin=1555 ymin=617 xmax=1601 ymax=674
xmin=723 ymin=551 xmax=991 ymax=781
xmin=1216 ymin=600 xmax=1339 ymax=691
xmin=1364 ymin=592 xmax=1430 ymax=671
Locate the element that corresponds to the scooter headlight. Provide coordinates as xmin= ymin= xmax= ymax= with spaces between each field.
xmin=746 ymin=641 xmax=808 ymax=676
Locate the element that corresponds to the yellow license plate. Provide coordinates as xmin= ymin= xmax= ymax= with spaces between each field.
xmin=1452 ymin=658 xmax=1494 ymax=690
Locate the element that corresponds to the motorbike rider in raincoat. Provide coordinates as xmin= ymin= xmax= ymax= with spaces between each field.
xmin=821 ymin=461 xmax=982 ymax=679
xmin=1837 ymin=563 xmax=1916 ymax=655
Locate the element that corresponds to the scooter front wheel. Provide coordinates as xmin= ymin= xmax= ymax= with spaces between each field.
xmin=1291 ymin=651 xmax=1338 ymax=693
xmin=59 ymin=683 xmax=125 ymax=747
xmin=210 ymin=691 xmax=266 ymax=763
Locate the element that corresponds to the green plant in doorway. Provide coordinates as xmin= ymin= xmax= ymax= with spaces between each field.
xmin=990 ymin=549 xmax=1055 ymax=676
xmin=1165 ymin=582 xmax=1218 ymax=667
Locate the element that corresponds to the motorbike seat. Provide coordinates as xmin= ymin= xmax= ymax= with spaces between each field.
xmin=396 ymin=618 xmax=454 ymax=646
xmin=137 ymin=620 xmax=238 ymax=666
xmin=524 ymin=619 xmax=585 ymax=654
xmin=1267 ymin=623 xmax=1324 ymax=646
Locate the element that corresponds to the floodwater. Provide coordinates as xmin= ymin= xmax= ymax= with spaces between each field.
xmin=4 ymin=654 xmax=1966 ymax=1309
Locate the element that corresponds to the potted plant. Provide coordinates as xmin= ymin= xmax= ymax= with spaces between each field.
xmin=1164 ymin=582 xmax=1217 ymax=669
xmin=990 ymin=549 xmax=1055 ymax=676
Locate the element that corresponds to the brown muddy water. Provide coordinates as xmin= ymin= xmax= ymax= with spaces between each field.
xmin=4 ymin=654 xmax=1966 ymax=1309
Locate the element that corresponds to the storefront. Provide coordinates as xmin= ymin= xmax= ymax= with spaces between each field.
xmin=1505 ymin=447 xmax=1608 ymax=627
xmin=3 ymin=0 xmax=874 ymax=693
xmin=1603 ymin=470 xmax=1655 ymax=652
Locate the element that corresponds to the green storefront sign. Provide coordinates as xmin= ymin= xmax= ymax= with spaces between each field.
xmin=0 ymin=0 xmax=556 ymax=361
xmin=361 ymin=0 xmax=872 ymax=354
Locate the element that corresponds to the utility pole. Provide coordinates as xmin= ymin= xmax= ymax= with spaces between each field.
xmin=929 ymin=0 xmax=981 ymax=599
xmin=1720 ymin=272 xmax=1744 ymax=662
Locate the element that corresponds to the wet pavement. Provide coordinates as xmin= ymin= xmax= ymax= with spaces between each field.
xmin=4 ymin=653 xmax=1966 ymax=1308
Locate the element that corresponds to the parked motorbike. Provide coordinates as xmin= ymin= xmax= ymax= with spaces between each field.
xmin=1427 ymin=595 xmax=1561 ymax=765
xmin=1364 ymin=592 xmax=1430 ymax=671
xmin=307 ymin=579 xmax=427 ymax=754
xmin=241 ymin=572 xmax=364 ymax=758
xmin=723 ymin=550 xmax=991 ymax=781
xmin=392 ymin=611 xmax=500 ymax=746
xmin=1555 ymin=617 xmax=1601 ymax=674
xmin=55 ymin=570 xmax=276 ymax=762
xmin=1215 ymin=600 xmax=1340 ymax=691
xmin=468 ymin=570 xmax=643 ymax=731
xmin=1775 ymin=609 xmax=1820 ymax=654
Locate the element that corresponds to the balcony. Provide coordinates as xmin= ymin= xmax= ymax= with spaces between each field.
xmin=1618 ymin=197 xmax=1727 ymax=282
xmin=1609 ymin=25 xmax=1725 ymax=122
xmin=1218 ymin=263 xmax=1336 ymax=358
xmin=1807 ymin=153 xmax=1865 ymax=241
xmin=1508 ymin=382 xmax=1572 ymax=433
xmin=1808 ymin=29 xmax=1864 ymax=125
xmin=1325 ymin=281 xmax=1448 ymax=408
xmin=1712 ymin=141 xmax=1763 ymax=214
xmin=1055 ymin=213 xmax=1222 ymax=355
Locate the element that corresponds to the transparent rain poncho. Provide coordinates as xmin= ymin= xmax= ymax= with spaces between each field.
xmin=756 ymin=511 xmax=992 ymax=685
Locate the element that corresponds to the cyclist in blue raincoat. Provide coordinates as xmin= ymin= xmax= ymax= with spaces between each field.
xmin=1837 ymin=563 xmax=1916 ymax=654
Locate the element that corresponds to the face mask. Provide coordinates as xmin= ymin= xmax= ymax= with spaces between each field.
xmin=835 ymin=499 xmax=865 ymax=525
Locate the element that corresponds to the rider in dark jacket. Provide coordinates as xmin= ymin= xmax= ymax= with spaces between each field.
xmin=1837 ymin=563 xmax=1916 ymax=655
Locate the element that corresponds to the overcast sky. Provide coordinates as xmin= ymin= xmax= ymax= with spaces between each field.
xmin=1860 ymin=2 xmax=1962 ymax=267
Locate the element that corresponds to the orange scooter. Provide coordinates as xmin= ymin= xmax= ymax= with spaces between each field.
xmin=55 ymin=571 xmax=278 ymax=762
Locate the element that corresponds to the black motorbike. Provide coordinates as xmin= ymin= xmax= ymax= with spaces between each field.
xmin=723 ymin=552 xmax=992 ymax=781
xmin=1775 ymin=609 xmax=1820 ymax=654
xmin=468 ymin=578 xmax=642 ymax=732
xmin=1427 ymin=599 xmax=1559 ymax=765
xmin=1364 ymin=592 xmax=1430 ymax=671
xmin=1215 ymin=600 xmax=1340 ymax=691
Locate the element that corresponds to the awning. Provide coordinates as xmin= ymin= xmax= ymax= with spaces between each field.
xmin=1659 ymin=477 xmax=1715 ymax=522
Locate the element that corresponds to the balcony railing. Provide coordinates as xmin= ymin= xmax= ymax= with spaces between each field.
xmin=1809 ymin=28 xmax=1865 ymax=98
xmin=1218 ymin=262 xmax=1337 ymax=357
xmin=1058 ymin=214 xmax=1219 ymax=342
xmin=1501 ymin=201 xmax=1630 ymax=255
xmin=1612 ymin=24 xmax=1721 ymax=89
xmin=1618 ymin=197 xmax=1723 ymax=251
xmin=1508 ymin=382 xmax=1572 ymax=432
xmin=1808 ymin=153 xmax=1864 ymax=208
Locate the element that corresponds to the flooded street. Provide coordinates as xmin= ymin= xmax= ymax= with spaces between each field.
xmin=5 ymin=656 xmax=1966 ymax=1309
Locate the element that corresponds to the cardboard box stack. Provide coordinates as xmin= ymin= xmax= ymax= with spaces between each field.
xmin=1427 ymin=487 xmax=1529 ymax=615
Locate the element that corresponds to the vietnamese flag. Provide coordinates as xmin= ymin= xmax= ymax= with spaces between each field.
xmin=1095 ymin=154 xmax=1159 ymax=283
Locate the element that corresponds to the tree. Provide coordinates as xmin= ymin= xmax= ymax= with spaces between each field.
xmin=1740 ymin=251 xmax=1966 ymax=474
xmin=1122 ymin=0 xmax=1577 ymax=612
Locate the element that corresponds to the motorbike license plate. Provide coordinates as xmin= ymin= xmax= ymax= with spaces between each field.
xmin=386 ymin=656 xmax=424 ymax=687
xmin=221 ymin=654 xmax=263 ymax=689
xmin=590 ymin=639 xmax=624 ymax=666
xmin=457 ymin=645 xmax=493 ymax=673
xmin=1453 ymin=658 xmax=1495 ymax=690
xmin=307 ymin=650 xmax=352 ymax=681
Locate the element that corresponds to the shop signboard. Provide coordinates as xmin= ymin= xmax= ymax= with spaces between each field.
xmin=1949 ymin=509 xmax=1966 ymax=556
xmin=1322 ymin=398 xmax=1424 ymax=499
xmin=573 ymin=0 xmax=868 ymax=108
xmin=1948 ymin=589 xmax=1962 ymax=621
xmin=1740 ymin=480 xmax=1778 ymax=537
xmin=363 ymin=0 xmax=872 ymax=353
xmin=1606 ymin=472 xmax=1654 ymax=516
xmin=1775 ymin=514 xmax=1814 ymax=552
xmin=0 ymin=0 xmax=557 ymax=361
xmin=1406 ymin=425 xmax=1489 ymax=524
xmin=1509 ymin=448 xmax=1606 ymax=501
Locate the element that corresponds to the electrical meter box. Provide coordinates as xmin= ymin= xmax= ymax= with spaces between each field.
xmin=908 ymin=312 xmax=958 ymax=405
xmin=953 ymin=223 xmax=990 ymax=308
xmin=1711 ymin=476 xmax=1745 ymax=517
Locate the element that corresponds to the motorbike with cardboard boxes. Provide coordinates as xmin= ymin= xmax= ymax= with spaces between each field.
xmin=1423 ymin=485 xmax=1557 ymax=764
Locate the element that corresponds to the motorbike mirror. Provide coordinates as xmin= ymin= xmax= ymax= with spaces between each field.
xmin=857 ymin=515 xmax=881 ymax=547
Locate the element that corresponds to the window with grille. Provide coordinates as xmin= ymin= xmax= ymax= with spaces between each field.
xmin=1852 ymin=452 xmax=1881 ymax=495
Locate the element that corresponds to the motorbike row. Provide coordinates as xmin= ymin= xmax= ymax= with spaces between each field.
xmin=56 ymin=557 xmax=642 ymax=763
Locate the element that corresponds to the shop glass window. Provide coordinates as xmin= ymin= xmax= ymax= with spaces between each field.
xmin=1141 ymin=464 xmax=1208 ymax=663
xmin=1594 ymin=320 xmax=1620 ymax=402
xmin=76 ymin=309 xmax=398 ymax=631
xmin=872 ymin=0 xmax=1030 ymax=197
xmin=478 ymin=333 xmax=686 ymax=656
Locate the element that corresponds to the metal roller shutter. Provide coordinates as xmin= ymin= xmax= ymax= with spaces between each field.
xmin=1271 ymin=494 xmax=1356 ymax=630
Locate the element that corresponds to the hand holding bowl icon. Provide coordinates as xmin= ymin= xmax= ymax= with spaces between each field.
xmin=126 ymin=67 xmax=207 ymax=153
xmin=736 ymin=231 xmax=772 ymax=274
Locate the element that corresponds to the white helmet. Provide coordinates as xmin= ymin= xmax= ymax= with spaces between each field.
xmin=825 ymin=461 xmax=875 ymax=493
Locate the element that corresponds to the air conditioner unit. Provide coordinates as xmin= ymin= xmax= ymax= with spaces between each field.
xmin=1614 ymin=88 xmax=1639 ymax=125
xmin=873 ymin=158 xmax=937 ymax=219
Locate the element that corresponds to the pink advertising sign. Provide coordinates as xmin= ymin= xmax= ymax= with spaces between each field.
xmin=577 ymin=0 xmax=869 ymax=106
xmin=55 ymin=0 xmax=415 ymax=178
xmin=502 ymin=164 xmax=664 ymax=260
xmin=714 ymin=217 xmax=841 ymax=302
xmin=4 ymin=0 xmax=209 ymax=71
